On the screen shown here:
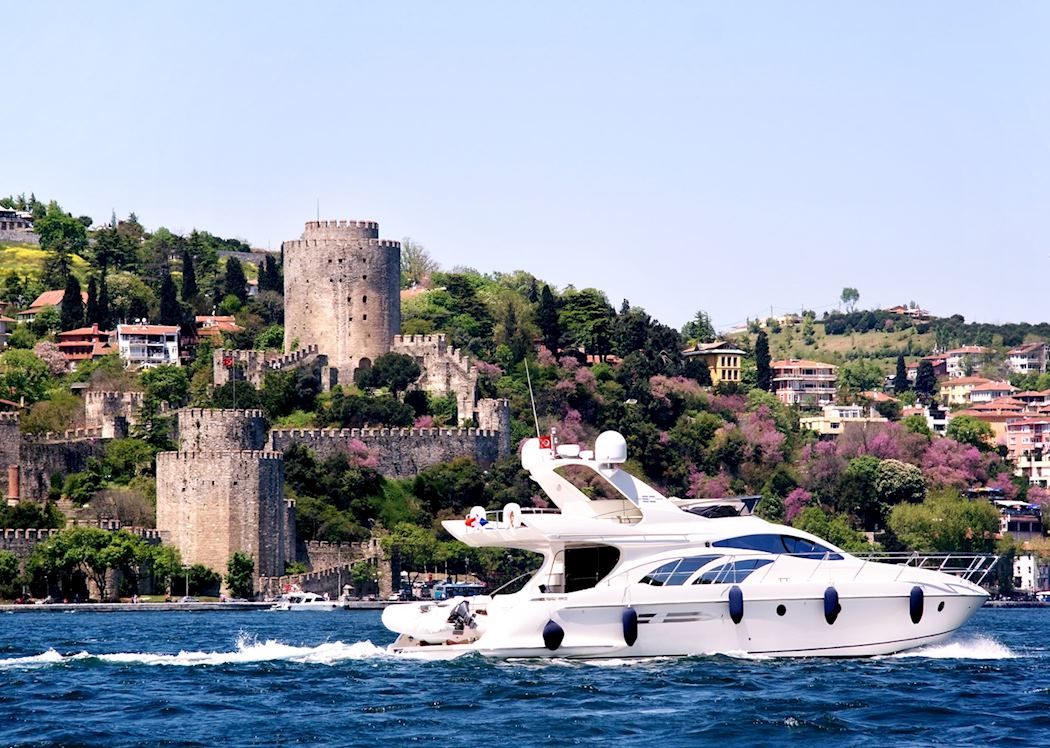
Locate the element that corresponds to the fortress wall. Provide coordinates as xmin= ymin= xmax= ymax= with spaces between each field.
xmin=176 ymin=409 xmax=269 ymax=452
xmin=155 ymin=451 xmax=286 ymax=579
xmin=269 ymin=427 xmax=502 ymax=478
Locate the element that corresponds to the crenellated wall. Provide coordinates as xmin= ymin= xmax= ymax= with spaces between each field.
xmin=391 ymin=334 xmax=478 ymax=423
xmin=84 ymin=390 xmax=144 ymax=438
xmin=20 ymin=432 xmax=107 ymax=500
xmin=176 ymin=408 xmax=269 ymax=452
xmin=212 ymin=345 xmax=327 ymax=388
xmin=156 ymin=450 xmax=286 ymax=578
xmin=269 ymin=426 xmax=502 ymax=477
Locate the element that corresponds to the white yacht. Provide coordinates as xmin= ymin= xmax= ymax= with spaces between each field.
xmin=383 ymin=431 xmax=988 ymax=658
xmin=269 ymin=588 xmax=342 ymax=611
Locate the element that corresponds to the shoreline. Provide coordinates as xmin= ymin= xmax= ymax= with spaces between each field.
xmin=0 ymin=600 xmax=393 ymax=613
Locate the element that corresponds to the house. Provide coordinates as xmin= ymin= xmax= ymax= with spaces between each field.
xmin=995 ymin=501 xmax=1044 ymax=542
xmin=770 ymin=359 xmax=837 ymax=407
xmin=901 ymin=404 xmax=949 ymax=434
xmin=0 ymin=315 xmax=14 ymax=348
xmin=905 ymin=356 xmax=947 ymax=383
xmin=116 ymin=323 xmax=180 ymax=368
xmin=939 ymin=376 xmax=991 ymax=406
xmin=195 ymin=315 xmax=243 ymax=343
xmin=55 ymin=323 xmax=114 ymax=370
xmin=17 ymin=289 xmax=88 ymax=323
xmin=1004 ymin=417 xmax=1050 ymax=462
xmin=968 ymin=381 xmax=1018 ymax=404
xmin=954 ymin=397 xmax=1028 ymax=443
xmin=944 ymin=346 xmax=991 ymax=378
xmin=799 ymin=404 xmax=888 ymax=436
xmin=1014 ymin=390 xmax=1050 ymax=407
xmin=1013 ymin=555 xmax=1050 ymax=594
xmin=0 ymin=206 xmax=33 ymax=231
xmin=1007 ymin=342 xmax=1049 ymax=375
xmin=682 ymin=341 xmax=746 ymax=386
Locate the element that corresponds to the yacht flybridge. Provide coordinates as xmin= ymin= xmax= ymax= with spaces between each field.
xmin=383 ymin=432 xmax=988 ymax=658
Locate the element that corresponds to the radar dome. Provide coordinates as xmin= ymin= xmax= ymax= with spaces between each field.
xmin=594 ymin=431 xmax=628 ymax=464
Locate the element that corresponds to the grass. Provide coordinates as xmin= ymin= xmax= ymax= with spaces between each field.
xmin=734 ymin=322 xmax=939 ymax=370
xmin=0 ymin=241 xmax=91 ymax=282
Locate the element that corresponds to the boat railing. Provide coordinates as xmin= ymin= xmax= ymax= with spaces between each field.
xmin=853 ymin=552 xmax=1002 ymax=587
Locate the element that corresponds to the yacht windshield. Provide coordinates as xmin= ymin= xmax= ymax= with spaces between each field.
xmin=694 ymin=558 xmax=773 ymax=584
xmin=712 ymin=534 xmax=842 ymax=560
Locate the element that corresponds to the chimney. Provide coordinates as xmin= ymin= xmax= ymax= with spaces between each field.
xmin=6 ymin=465 xmax=18 ymax=505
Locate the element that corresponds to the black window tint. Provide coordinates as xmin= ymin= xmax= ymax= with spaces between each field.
xmin=640 ymin=560 xmax=681 ymax=586
xmin=665 ymin=555 xmax=721 ymax=585
xmin=694 ymin=558 xmax=773 ymax=585
xmin=712 ymin=534 xmax=785 ymax=554
xmin=781 ymin=536 xmax=842 ymax=560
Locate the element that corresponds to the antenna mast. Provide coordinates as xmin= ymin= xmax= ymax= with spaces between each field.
xmin=524 ymin=359 xmax=541 ymax=438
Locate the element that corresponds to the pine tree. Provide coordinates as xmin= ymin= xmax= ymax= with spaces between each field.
xmin=60 ymin=273 xmax=84 ymax=331
xmin=914 ymin=361 xmax=937 ymax=404
xmin=181 ymin=248 xmax=198 ymax=300
xmin=86 ymin=276 xmax=99 ymax=325
xmin=260 ymin=255 xmax=281 ymax=293
xmin=159 ymin=272 xmax=181 ymax=326
xmin=224 ymin=257 xmax=247 ymax=302
xmin=893 ymin=354 xmax=909 ymax=394
xmin=755 ymin=330 xmax=772 ymax=391
xmin=536 ymin=284 xmax=560 ymax=353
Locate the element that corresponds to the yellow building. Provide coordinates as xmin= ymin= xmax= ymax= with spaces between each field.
xmin=683 ymin=341 xmax=745 ymax=386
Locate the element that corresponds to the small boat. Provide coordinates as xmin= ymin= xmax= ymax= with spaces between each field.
xmin=383 ymin=431 xmax=988 ymax=659
xmin=269 ymin=588 xmax=342 ymax=611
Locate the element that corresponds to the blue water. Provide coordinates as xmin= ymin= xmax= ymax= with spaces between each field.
xmin=0 ymin=607 xmax=1046 ymax=747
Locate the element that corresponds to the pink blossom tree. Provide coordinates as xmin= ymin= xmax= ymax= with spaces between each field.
xmin=784 ymin=487 xmax=815 ymax=521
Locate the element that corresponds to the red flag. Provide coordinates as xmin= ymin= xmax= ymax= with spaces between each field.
xmin=222 ymin=355 xmax=234 ymax=368
xmin=538 ymin=435 xmax=552 ymax=450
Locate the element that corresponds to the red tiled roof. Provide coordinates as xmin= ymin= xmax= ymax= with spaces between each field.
xmin=1008 ymin=342 xmax=1047 ymax=355
xmin=940 ymin=376 xmax=991 ymax=388
xmin=118 ymin=324 xmax=179 ymax=334
xmin=0 ymin=315 xmax=15 ymax=323
xmin=945 ymin=346 xmax=990 ymax=355
xmin=970 ymin=381 xmax=1017 ymax=393
xmin=770 ymin=359 xmax=838 ymax=370
xmin=27 ymin=289 xmax=88 ymax=310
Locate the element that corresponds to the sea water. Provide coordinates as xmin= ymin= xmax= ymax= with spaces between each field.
xmin=0 ymin=607 xmax=1046 ymax=747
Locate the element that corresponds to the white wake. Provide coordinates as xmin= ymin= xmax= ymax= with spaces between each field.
xmin=887 ymin=635 xmax=1017 ymax=660
xmin=0 ymin=635 xmax=390 ymax=669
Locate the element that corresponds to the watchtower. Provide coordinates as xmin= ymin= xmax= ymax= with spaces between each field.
xmin=282 ymin=220 xmax=401 ymax=386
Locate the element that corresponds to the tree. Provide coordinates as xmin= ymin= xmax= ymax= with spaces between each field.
xmin=181 ymin=248 xmax=198 ymax=300
xmin=946 ymin=415 xmax=994 ymax=451
xmin=840 ymin=287 xmax=860 ymax=313
xmin=140 ymin=364 xmax=190 ymax=407
xmin=60 ymin=273 xmax=84 ymax=331
xmin=158 ymin=272 xmax=182 ymax=326
xmin=913 ymin=360 xmax=937 ymax=403
xmin=225 ymin=551 xmax=255 ymax=598
xmin=536 ymin=284 xmax=560 ymax=353
xmin=36 ymin=201 xmax=88 ymax=277
xmin=874 ymin=458 xmax=926 ymax=506
xmin=259 ymin=254 xmax=282 ymax=294
xmin=350 ymin=561 xmax=376 ymax=596
xmin=888 ymin=490 xmax=999 ymax=552
xmin=839 ymin=359 xmax=883 ymax=394
xmin=400 ymin=238 xmax=439 ymax=288
xmin=559 ymin=288 xmax=615 ymax=357
xmin=755 ymin=330 xmax=771 ymax=391
xmin=85 ymin=276 xmax=100 ymax=326
xmin=681 ymin=309 xmax=716 ymax=344
xmin=224 ymin=257 xmax=247 ymax=302
xmin=381 ymin=522 xmax=438 ymax=572
xmin=893 ymin=354 xmax=909 ymax=394
xmin=0 ymin=550 xmax=21 ymax=599
xmin=97 ymin=270 xmax=112 ymax=329
xmin=791 ymin=506 xmax=873 ymax=552
xmin=0 ymin=349 xmax=53 ymax=404
xmin=355 ymin=352 xmax=421 ymax=396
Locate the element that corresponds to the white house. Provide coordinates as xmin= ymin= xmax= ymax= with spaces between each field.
xmin=1008 ymin=342 xmax=1049 ymax=375
xmin=117 ymin=323 xmax=180 ymax=368
xmin=945 ymin=346 xmax=991 ymax=378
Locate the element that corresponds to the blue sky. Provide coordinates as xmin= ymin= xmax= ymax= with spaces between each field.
xmin=4 ymin=2 xmax=1049 ymax=331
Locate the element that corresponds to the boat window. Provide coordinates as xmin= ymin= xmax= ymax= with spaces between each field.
xmin=564 ymin=546 xmax=620 ymax=592
xmin=712 ymin=534 xmax=842 ymax=560
xmin=640 ymin=555 xmax=720 ymax=586
xmin=553 ymin=464 xmax=627 ymax=502
xmin=694 ymin=558 xmax=773 ymax=584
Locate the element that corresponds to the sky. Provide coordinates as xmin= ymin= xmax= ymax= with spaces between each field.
xmin=4 ymin=2 xmax=1049 ymax=332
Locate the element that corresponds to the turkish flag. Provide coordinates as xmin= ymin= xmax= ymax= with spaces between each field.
xmin=222 ymin=355 xmax=234 ymax=368
xmin=538 ymin=435 xmax=552 ymax=450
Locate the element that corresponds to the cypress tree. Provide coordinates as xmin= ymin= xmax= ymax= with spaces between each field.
xmin=181 ymin=248 xmax=198 ymax=300
xmin=914 ymin=360 xmax=937 ymax=403
xmin=893 ymin=354 xmax=909 ymax=394
xmin=224 ymin=257 xmax=247 ymax=302
xmin=159 ymin=273 xmax=181 ymax=326
xmin=98 ymin=268 xmax=112 ymax=328
xmin=537 ymin=284 xmax=560 ymax=353
xmin=85 ymin=276 xmax=99 ymax=325
xmin=755 ymin=330 xmax=772 ymax=391
xmin=60 ymin=273 xmax=84 ymax=331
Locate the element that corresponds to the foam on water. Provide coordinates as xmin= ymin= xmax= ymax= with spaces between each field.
xmin=888 ymin=635 xmax=1017 ymax=660
xmin=0 ymin=634 xmax=390 ymax=669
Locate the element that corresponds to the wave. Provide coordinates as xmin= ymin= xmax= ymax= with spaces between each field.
xmin=887 ymin=635 xmax=1017 ymax=660
xmin=0 ymin=635 xmax=390 ymax=669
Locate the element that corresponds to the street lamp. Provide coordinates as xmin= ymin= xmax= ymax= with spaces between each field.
xmin=182 ymin=564 xmax=190 ymax=599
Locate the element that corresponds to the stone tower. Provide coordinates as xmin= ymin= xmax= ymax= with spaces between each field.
xmin=156 ymin=409 xmax=290 ymax=585
xmin=283 ymin=220 xmax=401 ymax=386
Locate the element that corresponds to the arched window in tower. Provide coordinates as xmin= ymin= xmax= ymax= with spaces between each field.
xmin=362 ymin=295 xmax=368 ymax=304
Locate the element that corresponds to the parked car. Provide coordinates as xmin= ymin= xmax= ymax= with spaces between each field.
xmin=178 ymin=596 xmax=199 ymax=603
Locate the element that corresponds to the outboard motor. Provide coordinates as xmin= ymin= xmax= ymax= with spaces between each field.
xmin=447 ymin=600 xmax=477 ymax=634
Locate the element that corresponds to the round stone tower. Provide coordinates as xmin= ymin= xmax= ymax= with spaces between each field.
xmin=176 ymin=408 xmax=269 ymax=452
xmin=283 ymin=219 xmax=401 ymax=385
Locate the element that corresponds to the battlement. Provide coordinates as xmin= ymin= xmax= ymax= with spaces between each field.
xmin=181 ymin=408 xmax=267 ymax=419
xmin=0 ymin=412 xmax=18 ymax=423
xmin=305 ymin=220 xmax=379 ymax=230
xmin=24 ymin=427 xmax=103 ymax=443
xmin=392 ymin=333 xmax=449 ymax=349
xmin=270 ymin=427 xmax=498 ymax=439
xmin=267 ymin=345 xmax=320 ymax=371
xmin=282 ymin=238 xmax=400 ymax=251
xmin=158 ymin=450 xmax=284 ymax=461
xmin=83 ymin=390 xmax=144 ymax=402
xmin=1 ymin=528 xmax=62 ymax=540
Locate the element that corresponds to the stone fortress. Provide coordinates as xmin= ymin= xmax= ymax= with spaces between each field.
xmin=1 ymin=216 xmax=513 ymax=595
xmin=155 ymin=217 xmax=512 ymax=591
